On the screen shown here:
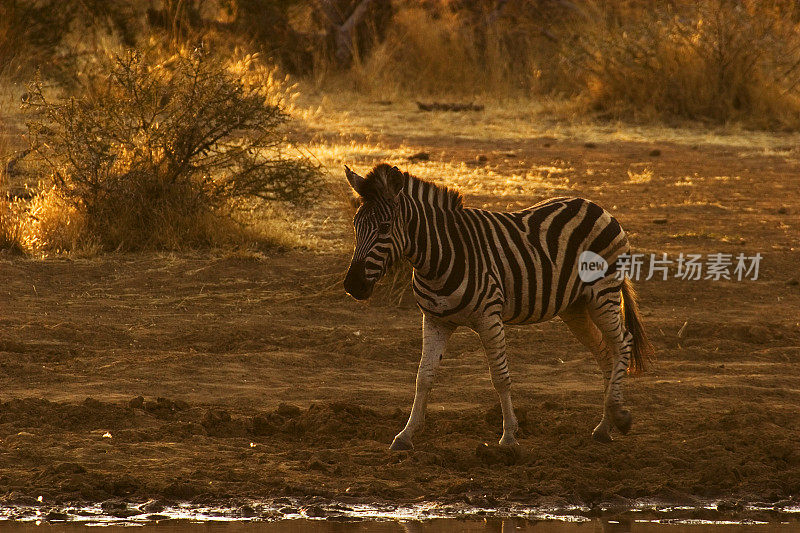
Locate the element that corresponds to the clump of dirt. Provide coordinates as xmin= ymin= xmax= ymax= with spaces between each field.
xmin=259 ymin=402 xmax=392 ymax=442
xmin=202 ymin=409 xmax=247 ymax=437
xmin=475 ymin=443 xmax=526 ymax=466
xmin=130 ymin=396 xmax=189 ymax=420
xmin=0 ymin=397 xmax=136 ymax=432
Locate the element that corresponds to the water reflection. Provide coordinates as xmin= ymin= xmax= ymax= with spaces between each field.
xmin=2 ymin=518 xmax=800 ymax=533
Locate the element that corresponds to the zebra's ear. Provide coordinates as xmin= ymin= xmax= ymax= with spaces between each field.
xmin=344 ymin=165 xmax=368 ymax=196
xmin=386 ymin=166 xmax=405 ymax=198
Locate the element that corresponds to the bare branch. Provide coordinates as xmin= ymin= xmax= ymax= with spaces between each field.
xmin=335 ymin=0 xmax=377 ymax=66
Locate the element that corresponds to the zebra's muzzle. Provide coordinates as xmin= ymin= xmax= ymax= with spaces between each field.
xmin=344 ymin=260 xmax=375 ymax=300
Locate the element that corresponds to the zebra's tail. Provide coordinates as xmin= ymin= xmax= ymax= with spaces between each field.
xmin=621 ymin=277 xmax=654 ymax=374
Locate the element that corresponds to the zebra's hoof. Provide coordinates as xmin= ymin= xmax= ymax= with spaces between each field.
xmin=498 ymin=434 xmax=519 ymax=446
xmin=592 ymin=424 xmax=613 ymax=443
xmin=612 ymin=409 xmax=632 ymax=435
xmin=389 ymin=436 xmax=414 ymax=451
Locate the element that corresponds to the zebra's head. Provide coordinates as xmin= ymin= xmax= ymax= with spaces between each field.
xmin=343 ymin=164 xmax=405 ymax=300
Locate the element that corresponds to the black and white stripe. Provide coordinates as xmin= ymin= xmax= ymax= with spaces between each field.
xmin=343 ymin=164 xmax=653 ymax=448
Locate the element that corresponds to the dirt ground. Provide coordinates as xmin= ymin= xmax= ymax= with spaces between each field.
xmin=1 ymin=112 xmax=799 ymax=515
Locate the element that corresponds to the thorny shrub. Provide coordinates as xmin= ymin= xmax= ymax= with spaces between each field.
xmin=22 ymin=48 xmax=320 ymax=252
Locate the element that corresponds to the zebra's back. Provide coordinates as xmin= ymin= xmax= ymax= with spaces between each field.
xmin=471 ymin=197 xmax=629 ymax=324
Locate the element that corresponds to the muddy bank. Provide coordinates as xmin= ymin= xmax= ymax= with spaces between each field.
xmin=1 ymin=394 xmax=799 ymax=509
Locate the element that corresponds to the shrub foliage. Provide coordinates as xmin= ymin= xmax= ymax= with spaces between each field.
xmin=23 ymin=48 xmax=320 ymax=251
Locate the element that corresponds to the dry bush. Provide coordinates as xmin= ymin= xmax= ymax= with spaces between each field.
xmin=566 ymin=0 xmax=800 ymax=127
xmin=345 ymin=3 xmax=565 ymax=98
xmin=0 ymin=72 xmax=25 ymax=255
xmin=143 ymin=1 xmax=392 ymax=78
xmin=228 ymin=50 xmax=301 ymax=111
xmin=22 ymin=47 xmax=321 ymax=253
xmin=350 ymin=7 xmax=479 ymax=96
xmin=21 ymin=186 xmax=99 ymax=256
xmin=0 ymin=201 xmax=25 ymax=255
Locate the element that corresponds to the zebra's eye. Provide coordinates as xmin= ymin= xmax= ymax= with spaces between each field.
xmin=378 ymin=222 xmax=391 ymax=233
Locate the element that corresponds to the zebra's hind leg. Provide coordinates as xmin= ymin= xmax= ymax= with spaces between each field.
xmin=560 ymin=301 xmax=615 ymax=442
xmin=390 ymin=314 xmax=454 ymax=451
xmin=586 ymin=284 xmax=635 ymax=437
xmin=475 ymin=315 xmax=519 ymax=446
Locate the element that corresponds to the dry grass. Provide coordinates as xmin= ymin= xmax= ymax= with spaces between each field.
xmin=567 ymin=0 xmax=800 ymax=128
xmin=0 ymin=73 xmax=26 ymax=255
xmin=232 ymin=203 xmax=319 ymax=252
xmin=299 ymin=90 xmax=800 ymax=151
xmin=4 ymin=186 xmax=315 ymax=258
xmin=370 ymin=260 xmax=414 ymax=307
xmin=348 ymin=7 xmax=490 ymax=98
xmin=0 ymin=200 xmax=24 ymax=255
xmin=626 ymin=167 xmax=655 ymax=185
xmin=330 ymin=2 xmax=567 ymax=99
xmin=20 ymin=186 xmax=99 ymax=257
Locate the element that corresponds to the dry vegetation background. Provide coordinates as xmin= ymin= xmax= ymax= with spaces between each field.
xmin=2 ymin=0 xmax=800 ymax=255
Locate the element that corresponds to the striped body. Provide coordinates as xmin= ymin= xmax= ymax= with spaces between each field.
xmin=343 ymin=164 xmax=653 ymax=449
xmin=405 ymin=195 xmax=629 ymax=325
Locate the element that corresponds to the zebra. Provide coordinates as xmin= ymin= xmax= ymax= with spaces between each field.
xmin=342 ymin=163 xmax=653 ymax=449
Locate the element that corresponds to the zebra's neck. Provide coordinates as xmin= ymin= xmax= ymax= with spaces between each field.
xmin=398 ymin=177 xmax=464 ymax=280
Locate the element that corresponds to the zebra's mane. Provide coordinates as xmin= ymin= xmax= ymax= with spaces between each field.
xmin=364 ymin=164 xmax=464 ymax=211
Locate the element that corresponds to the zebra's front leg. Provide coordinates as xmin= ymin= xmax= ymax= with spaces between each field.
xmin=477 ymin=316 xmax=519 ymax=446
xmin=390 ymin=315 xmax=454 ymax=451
